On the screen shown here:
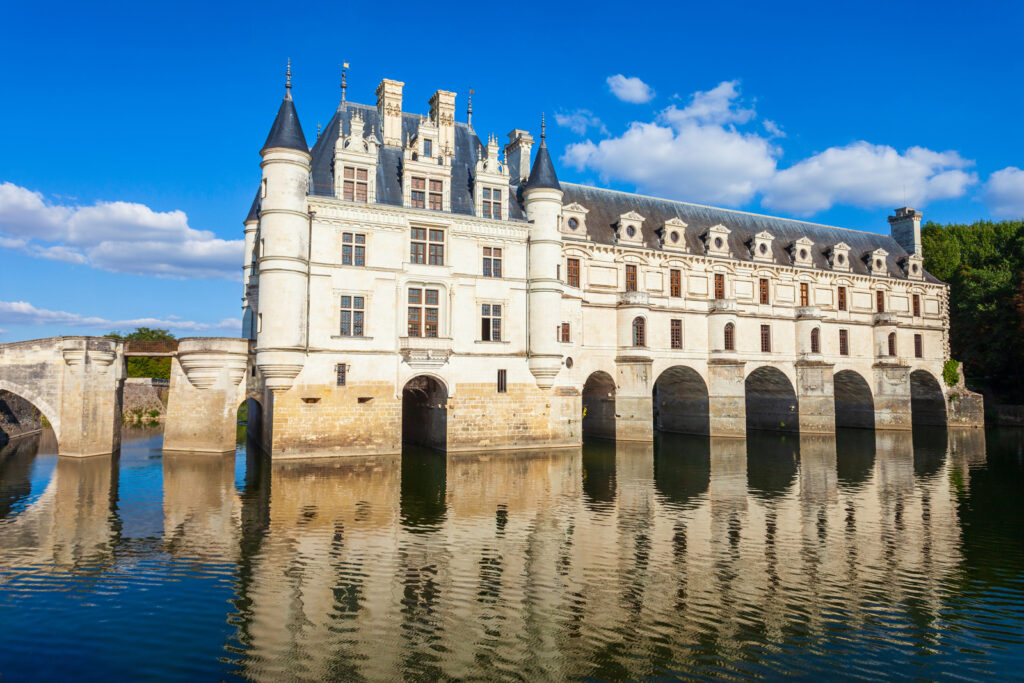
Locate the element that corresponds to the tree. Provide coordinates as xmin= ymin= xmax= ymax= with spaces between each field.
xmin=104 ymin=328 xmax=176 ymax=380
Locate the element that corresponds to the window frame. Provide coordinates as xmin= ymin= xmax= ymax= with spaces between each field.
xmin=839 ymin=329 xmax=849 ymax=356
xmin=760 ymin=324 xmax=772 ymax=353
xmin=342 ymin=166 xmax=369 ymax=202
xmin=837 ymin=286 xmax=847 ymax=311
xmin=914 ymin=333 xmax=923 ymax=358
xmin=625 ymin=264 xmax=638 ymax=292
xmin=759 ymin=278 xmax=770 ymax=305
xmin=410 ymin=227 xmax=445 ymax=266
xmin=339 ymin=294 xmax=366 ymax=337
xmin=480 ymin=302 xmax=503 ymax=342
xmin=888 ymin=331 xmax=897 ymax=357
xmin=714 ymin=273 xmax=725 ymax=300
xmin=559 ymin=322 xmax=571 ymax=343
xmin=632 ymin=316 xmax=646 ymax=347
xmin=566 ymin=258 xmax=580 ymax=288
xmin=482 ymin=246 xmax=503 ymax=278
xmin=669 ymin=269 xmax=682 ymax=298
xmin=810 ymin=327 xmax=820 ymax=354
xmin=497 ymin=368 xmax=507 ymax=393
xmin=799 ymin=282 xmax=810 ymax=307
xmin=876 ymin=290 xmax=885 ymax=313
xmin=341 ymin=232 xmax=366 ymax=267
xmin=670 ymin=319 xmax=683 ymax=349
xmin=407 ymin=287 xmax=440 ymax=338
xmin=723 ymin=322 xmax=735 ymax=351
xmin=912 ymin=294 xmax=921 ymax=317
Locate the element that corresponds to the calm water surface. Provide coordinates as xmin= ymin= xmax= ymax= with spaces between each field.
xmin=0 ymin=426 xmax=1022 ymax=681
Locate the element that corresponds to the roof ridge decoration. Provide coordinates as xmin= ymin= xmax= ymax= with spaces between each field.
xmin=524 ymin=113 xmax=561 ymax=192
xmin=261 ymin=62 xmax=308 ymax=154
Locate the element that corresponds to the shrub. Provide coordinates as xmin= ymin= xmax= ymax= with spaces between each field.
xmin=942 ymin=358 xmax=960 ymax=387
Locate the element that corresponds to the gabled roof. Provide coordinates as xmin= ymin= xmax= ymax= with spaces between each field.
xmin=525 ymin=141 xmax=561 ymax=192
xmin=561 ymin=183 xmax=940 ymax=282
xmin=261 ymin=97 xmax=308 ymax=154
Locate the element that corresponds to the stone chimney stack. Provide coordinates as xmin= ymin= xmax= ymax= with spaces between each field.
xmin=376 ymin=78 xmax=404 ymax=147
xmin=429 ymin=90 xmax=456 ymax=155
xmin=888 ymin=207 xmax=923 ymax=256
xmin=504 ymin=129 xmax=534 ymax=185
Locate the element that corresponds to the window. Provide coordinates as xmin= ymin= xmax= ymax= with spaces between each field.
xmin=838 ymin=286 xmax=847 ymax=311
xmin=341 ymin=232 xmax=365 ymax=266
xmin=760 ymin=324 xmax=772 ymax=353
xmin=482 ymin=188 xmax=502 ymax=219
xmin=625 ymin=264 xmax=638 ymax=292
xmin=567 ymin=258 xmax=580 ymax=288
xmin=258 ymin=313 xmax=263 ymax=333
xmin=411 ymin=177 xmax=426 ymax=208
xmin=888 ymin=332 xmax=897 ymax=357
xmin=670 ymin=319 xmax=682 ymax=349
xmin=912 ymin=294 xmax=921 ymax=317
xmin=670 ymin=269 xmax=681 ymax=297
xmin=914 ymin=334 xmax=923 ymax=358
xmin=759 ymin=278 xmax=770 ymax=305
xmin=714 ymin=273 xmax=725 ymax=299
xmin=342 ymin=167 xmax=368 ymax=202
xmin=839 ymin=329 xmax=849 ymax=356
xmin=261 ymin=178 xmax=267 ymax=198
xmin=429 ymin=180 xmax=443 ymax=211
xmin=810 ymin=327 xmax=820 ymax=354
xmin=336 ymin=363 xmax=346 ymax=386
xmin=481 ymin=304 xmax=502 ymax=341
xmin=407 ymin=288 xmax=439 ymax=338
xmin=482 ymin=247 xmax=502 ymax=278
xmin=423 ymin=139 xmax=432 ymax=157
xmin=632 ymin=317 xmax=646 ymax=347
xmin=876 ymin=290 xmax=885 ymax=313
xmin=411 ymin=228 xmax=444 ymax=265
xmin=497 ymin=368 xmax=507 ymax=393
xmin=339 ymin=295 xmax=365 ymax=337
xmin=724 ymin=322 xmax=735 ymax=351
xmin=560 ymin=322 xmax=571 ymax=343
xmin=800 ymin=283 xmax=810 ymax=307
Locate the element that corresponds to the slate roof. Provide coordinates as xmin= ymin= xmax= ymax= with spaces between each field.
xmin=308 ymin=102 xmax=525 ymax=220
xmin=525 ymin=141 xmax=561 ymax=191
xmin=245 ymin=190 xmax=260 ymax=223
xmin=262 ymin=96 xmax=308 ymax=154
xmin=561 ymin=183 xmax=936 ymax=282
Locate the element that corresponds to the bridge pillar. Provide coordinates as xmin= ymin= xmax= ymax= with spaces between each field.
xmin=795 ymin=361 xmax=836 ymax=434
xmin=707 ymin=358 xmax=746 ymax=437
xmin=613 ymin=356 xmax=653 ymax=442
xmin=58 ymin=338 xmax=126 ymax=457
xmin=872 ymin=362 xmax=913 ymax=430
xmin=164 ymin=338 xmax=249 ymax=454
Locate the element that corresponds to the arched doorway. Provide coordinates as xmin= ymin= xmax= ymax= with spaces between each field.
xmin=402 ymin=376 xmax=448 ymax=451
xmin=833 ymin=370 xmax=874 ymax=429
xmin=744 ymin=366 xmax=799 ymax=433
xmin=582 ymin=371 xmax=616 ymax=441
xmin=910 ymin=369 xmax=947 ymax=427
xmin=0 ymin=387 xmax=52 ymax=450
xmin=652 ymin=366 xmax=710 ymax=435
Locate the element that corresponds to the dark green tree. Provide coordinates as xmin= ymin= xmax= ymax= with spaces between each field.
xmin=104 ymin=327 xmax=176 ymax=380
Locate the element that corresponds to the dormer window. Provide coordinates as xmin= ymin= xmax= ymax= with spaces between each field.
xmin=615 ymin=211 xmax=646 ymax=245
xmin=750 ymin=231 xmax=774 ymax=263
xmin=568 ymin=217 xmax=579 ymax=230
xmin=703 ymin=224 xmax=731 ymax=257
xmin=481 ymin=187 xmax=502 ymax=219
xmin=865 ymin=248 xmax=889 ymax=277
xmin=789 ymin=236 xmax=815 ymax=268
xmin=561 ymin=203 xmax=590 ymax=238
xmin=659 ymin=217 xmax=688 ymax=252
xmin=829 ymin=242 xmax=851 ymax=272
xmin=902 ymin=253 xmax=924 ymax=280
xmin=342 ymin=167 xmax=369 ymax=202
xmin=423 ymin=139 xmax=433 ymax=157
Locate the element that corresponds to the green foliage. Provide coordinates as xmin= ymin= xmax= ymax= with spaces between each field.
xmin=943 ymin=359 xmax=961 ymax=387
xmin=923 ymin=219 xmax=1024 ymax=403
xmin=105 ymin=327 xmax=176 ymax=380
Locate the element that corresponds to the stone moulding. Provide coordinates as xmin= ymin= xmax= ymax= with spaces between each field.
xmin=399 ymin=336 xmax=452 ymax=369
xmin=178 ymin=353 xmax=247 ymax=390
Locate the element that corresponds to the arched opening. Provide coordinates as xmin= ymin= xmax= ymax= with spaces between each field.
xmin=653 ymin=366 xmax=710 ymax=435
xmin=723 ymin=322 xmax=735 ymax=351
xmin=744 ymin=366 xmax=799 ymax=433
xmin=910 ymin=369 xmax=947 ymax=427
xmin=582 ymin=371 xmax=616 ymax=441
xmin=887 ymin=332 xmax=897 ymax=357
xmin=0 ymin=386 xmax=54 ymax=451
xmin=402 ymin=375 xmax=448 ymax=451
xmin=632 ymin=317 xmax=646 ymax=347
xmin=810 ymin=327 xmax=821 ymax=354
xmin=237 ymin=397 xmax=264 ymax=450
xmin=834 ymin=370 xmax=874 ymax=430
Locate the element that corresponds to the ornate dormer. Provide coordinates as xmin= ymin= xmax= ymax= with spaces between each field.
xmin=703 ymin=224 xmax=731 ymax=257
xmin=901 ymin=253 xmax=924 ymax=280
xmin=334 ymin=109 xmax=379 ymax=202
xmin=561 ymin=202 xmax=589 ymax=237
xmin=657 ymin=217 xmax=688 ymax=252
xmin=428 ymin=89 xmax=456 ymax=155
xmin=749 ymin=230 xmax=774 ymax=263
xmin=865 ymin=248 xmax=889 ymax=277
xmin=789 ymin=236 xmax=815 ymax=268
xmin=828 ymin=242 xmax=851 ymax=272
xmin=402 ymin=116 xmax=453 ymax=211
xmin=473 ymin=134 xmax=510 ymax=220
xmin=614 ymin=211 xmax=646 ymax=246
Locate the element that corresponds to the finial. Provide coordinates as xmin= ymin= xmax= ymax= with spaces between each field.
xmin=285 ymin=58 xmax=292 ymax=99
xmin=541 ymin=112 xmax=546 ymax=141
xmin=340 ymin=61 xmax=349 ymax=106
xmin=317 ymin=122 xmax=321 ymax=139
xmin=467 ymin=88 xmax=474 ymax=127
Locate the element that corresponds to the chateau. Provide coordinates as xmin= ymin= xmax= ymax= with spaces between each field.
xmin=234 ymin=68 xmax=983 ymax=458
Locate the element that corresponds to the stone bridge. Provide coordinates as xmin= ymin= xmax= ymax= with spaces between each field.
xmin=0 ymin=336 xmax=252 ymax=457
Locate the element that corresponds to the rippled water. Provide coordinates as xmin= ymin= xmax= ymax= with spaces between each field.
xmin=0 ymin=426 xmax=1022 ymax=681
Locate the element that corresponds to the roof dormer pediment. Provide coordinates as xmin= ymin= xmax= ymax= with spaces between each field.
xmin=789 ymin=236 xmax=815 ymax=267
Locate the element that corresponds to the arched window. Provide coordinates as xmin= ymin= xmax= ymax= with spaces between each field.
xmin=811 ymin=327 xmax=821 ymax=354
xmin=723 ymin=322 xmax=735 ymax=351
xmin=632 ymin=317 xmax=646 ymax=347
xmin=887 ymin=331 xmax=897 ymax=357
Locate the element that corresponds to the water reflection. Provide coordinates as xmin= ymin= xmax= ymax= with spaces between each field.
xmin=0 ymin=426 xmax=1020 ymax=681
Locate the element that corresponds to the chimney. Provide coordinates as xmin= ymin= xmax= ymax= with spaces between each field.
xmin=376 ymin=78 xmax=404 ymax=147
xmin=429 ymin=90 xmax=456 ymax=155
xmin=504 ymin=129 xmax=534 ymax=186
xmin=888 ymin=207 xmax=923 ymax=256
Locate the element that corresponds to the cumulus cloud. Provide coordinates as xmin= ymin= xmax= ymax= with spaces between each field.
xmin=565 ymin=79 xmax=979 ymax=214
xmin=0 ymin=301 xmax=239 ymax=334
xmin=0 ymin=182 xmax=243 ymax=279
xmin=984 ymin=167 xmax=1024 ymax=218
xmin=606 ymin=74 xmax=655 ymax=104
xmin=555 ymin=109 xmax=607 ymax=136
xmin=763 ymin=143 xmax=977 ymax=215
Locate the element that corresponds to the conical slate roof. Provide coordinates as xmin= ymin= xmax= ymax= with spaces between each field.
xmin=245 ymin=190 xmax=260 ymax=223
xmin=261 ymin=96 xmax=308 ymax=154
xmin=525 ymin=140 xmax=561 ymax=191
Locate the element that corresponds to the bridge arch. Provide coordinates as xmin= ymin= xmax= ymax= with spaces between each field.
xmin=744 ymin=365 xmax=799 ymax=433
xmin=402 ymin=375 xmax=448 ymax=451
xmin=833 ymin=369 xmax=874 ymax=430
xmin=582 ymin=371 xmax=616 ymax=440
xmin=652 ymin=365 xmax=710 ymax=435
xmin=0 ymin=379 xmax=60 ymax=447
xmin=910 ymin=369 xmax=947 ymax=427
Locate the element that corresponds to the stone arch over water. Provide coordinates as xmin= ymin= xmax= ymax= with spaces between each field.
xmin=652 ymin=366 xmax=710 ymax=436
xmin=834 ymin=370 xmax=875 ymax=430
xmin=744 ymin=366 xmax=799 ymax=433
xmin=582 ymin=371 xmax=616 ymax=441
xmin=0 ymin=382 xmax=56 ymax=451
xmin=910 ymin=369 xmax=947 ymax=427
xmin=402 ymin=375 xmax=448 ymax=451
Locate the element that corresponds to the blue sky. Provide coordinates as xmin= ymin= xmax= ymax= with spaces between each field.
xmin=2 ymin=0 xmax=1022 ymax=341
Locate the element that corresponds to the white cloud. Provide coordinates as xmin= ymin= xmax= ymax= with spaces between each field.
xmin=0 ymin=301 xmax=239 ymax=334
xmin=661 ymin=80 xmax=753 ymax=126
xmin=0 ymin=182 xmax=243 ymax=279
xmin=984 ymin=167 xmax=1024 ymax=218
xmin=606 ymin=74 xmax=655 ymax=104
xmin=555 ymin=109 xmax=607 ymax=136
xmin=763 ymin=143 xmax=977 ymax=215
xmin=763 ymin=120 xmax=785 ymax=138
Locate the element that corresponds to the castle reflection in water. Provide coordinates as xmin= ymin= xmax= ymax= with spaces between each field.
xmin=0 ymin=426 xmax=994 ymax=679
